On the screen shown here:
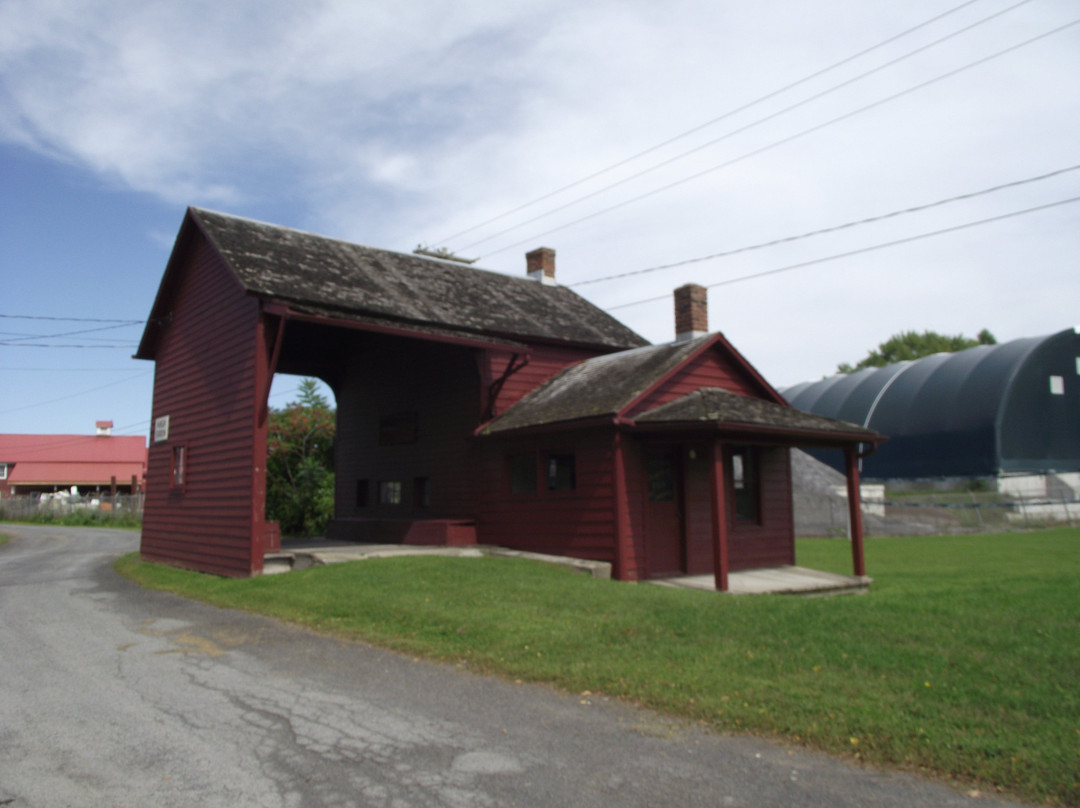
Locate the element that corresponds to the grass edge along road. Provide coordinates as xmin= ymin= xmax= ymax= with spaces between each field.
xmin=115 ymin=528 xmax=1080 ymax=807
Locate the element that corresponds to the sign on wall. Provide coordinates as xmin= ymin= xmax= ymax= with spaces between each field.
xmin=154 ymin=415 xmax=170 ymax=443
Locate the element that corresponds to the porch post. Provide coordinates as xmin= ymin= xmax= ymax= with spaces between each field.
xmin=612 ymin=431 xmax=635 ymax=581
xmin=709 ymin=439 xmax=730 ymax=592
xmin=845 ymin=448 xmax=866 ymax=577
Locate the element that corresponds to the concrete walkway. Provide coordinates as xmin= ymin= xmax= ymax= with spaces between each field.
xmin=271 ymin=541 xmax=869 ymax=595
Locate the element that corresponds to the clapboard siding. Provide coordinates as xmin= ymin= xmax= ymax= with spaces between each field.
xmin=727 ymin=446 xmax=794 ymax=571
xmin=140 ymin=232 xmax=266 ymax=576
xmin=630 ymin=347 xmax=758 ymax=415
xmin=478 ymin=430 xmax=619 ymax=563
xmin=483 ymin=345 xmax=603 ymax=417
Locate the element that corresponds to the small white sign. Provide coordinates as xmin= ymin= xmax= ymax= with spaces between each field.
xmin=154 ymin=415 xmax=170 ymax=443
xmin=1049 ymin=375 xmax=1064 ymax=396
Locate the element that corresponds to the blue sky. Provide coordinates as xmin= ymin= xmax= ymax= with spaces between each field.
xmin=2 ymin=0 xmax=1078 ymax=439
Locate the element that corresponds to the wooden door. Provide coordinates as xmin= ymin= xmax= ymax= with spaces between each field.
xmin=644 ymin=449 xmax=683 ymax=577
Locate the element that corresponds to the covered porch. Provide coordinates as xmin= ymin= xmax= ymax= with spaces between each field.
xmin=616 ymin=387 xmax=883 ymax=591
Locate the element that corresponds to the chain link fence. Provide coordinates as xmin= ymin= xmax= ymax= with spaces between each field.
xmin=795 ymin=488 xmax=1078 ymax=537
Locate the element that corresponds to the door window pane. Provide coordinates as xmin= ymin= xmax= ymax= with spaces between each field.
xmin=646 ymin=453 xmax=676 ymax=502
xmin=546 ymin=454 xmax=576 ymax=491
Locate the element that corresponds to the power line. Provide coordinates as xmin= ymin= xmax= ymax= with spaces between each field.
xmin=0 ymin=420 xmax=152 ymax=457
xmin=433 ymin=0 xmax=987 ymax=247
xmin=0 ymin=322 xmax=142 ymax=344
xmin=605 ymin=194 xmax=1080 ymax=311
xmin=456 ymin=0 xmax=1036 ymax=254
xmin=478 ymin=17 xmax=1080 ymax=260
xmin=571 ymin=164 xmax=1080 ymax=287
xmin=0 ymin=370 xmax=153 ymax=415
xmin=0 ymin=343 xmax=140 ymax=348
xmin=0 ymin=314 xmax=142 ymax=324
xmin=0 ymin=367 xmax=142 ymax=372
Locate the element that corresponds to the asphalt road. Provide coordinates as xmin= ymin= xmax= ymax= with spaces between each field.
xmin=0 ymin=524 xmax=1027 ymax=808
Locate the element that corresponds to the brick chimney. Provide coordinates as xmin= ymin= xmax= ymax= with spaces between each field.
xmin=674 ymin=284 xmax=708 ymax=343
xmin=526 ymin=247 xmax=556 ymax=286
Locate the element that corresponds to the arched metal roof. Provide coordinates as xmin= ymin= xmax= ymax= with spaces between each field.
xmin=782 ymin=328 xmax=1080 ymax=478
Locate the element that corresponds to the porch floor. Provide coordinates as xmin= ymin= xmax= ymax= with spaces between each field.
xmin=652 ymin=565 xmax=871 ymax=596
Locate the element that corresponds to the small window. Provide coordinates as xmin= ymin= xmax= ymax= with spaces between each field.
xmin=1049 ymin=375 xmax=1065 ymax=395
xmin=414 ymin=477 xmax=430 ymax=510
xmin=546 ymin=453 xmax=576 ymax=492
xmin=379 ymin=413 xmax=417 ymax=446
xmin=355 ymin=480 xmax=369 ymax=508
xmin=379 ymin=480 xmax=402 ymax=506
xmin=171 ymin=445 xmax=186 ymax=489
xmin=509 ymin=454 xmax=537 ymax=494
xmin=731 ymin=447 xmax=759 ymax=523
xmin=0 ymin=463 xmax=8 ymax=481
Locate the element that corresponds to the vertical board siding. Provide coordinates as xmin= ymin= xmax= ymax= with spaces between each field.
xmin=630 ymin=347 xmax=758 ymax=415
xmin=477 ymin=430 xmax=619 ymax=566
xmin=141 ymin=234 xmax=264 ymax=577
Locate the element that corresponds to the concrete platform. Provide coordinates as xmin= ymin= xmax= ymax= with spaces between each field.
xmin=265 ymin=539 xmax=612 ymax=579
xmin=653 ymin=565 xmax=872 ymax=596
xmin=268 ymin=541 xmax=868 ymax=595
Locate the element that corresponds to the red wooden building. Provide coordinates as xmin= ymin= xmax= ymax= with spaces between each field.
xmin=136 ymin=208 xmax=879 ymax=586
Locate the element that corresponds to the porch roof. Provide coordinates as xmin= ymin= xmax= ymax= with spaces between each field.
xmin=634 ymin=387 xmax=880 ymax=444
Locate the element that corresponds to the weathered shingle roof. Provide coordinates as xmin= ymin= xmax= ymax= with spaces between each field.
xmin=482 ymin=337 xmax=712 ymax=433
xmin=191 ymin=208 xmax=647 ymax=350
xmin=635 ymin=388 xmax=880 ymax=439
xmin=481 ymin=338 xmax=880 ymax=444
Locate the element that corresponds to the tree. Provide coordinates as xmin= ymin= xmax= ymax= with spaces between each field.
xmin=266 ymin=378 xmax=335 ymax=537
xmin=837 ymin=329 xmax=996 ymax=374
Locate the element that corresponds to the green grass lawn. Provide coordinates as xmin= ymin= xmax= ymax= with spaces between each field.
xmin=115 ymin=527 xmax=1080 ymax=806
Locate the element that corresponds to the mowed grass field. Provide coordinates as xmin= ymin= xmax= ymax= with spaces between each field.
xmin=116 ymin=527 xmax=1080 ymax=806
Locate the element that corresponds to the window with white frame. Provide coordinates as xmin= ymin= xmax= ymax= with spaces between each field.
xmin=0 ymin=463 xmax=8 ymax=481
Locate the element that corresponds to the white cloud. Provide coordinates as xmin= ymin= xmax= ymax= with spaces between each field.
xmin=1 ymin=0 xmax=1077 ymax=390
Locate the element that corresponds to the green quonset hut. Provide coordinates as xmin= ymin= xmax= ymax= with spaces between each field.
xmin=782 ymin=327 xmax=1080 ymax=482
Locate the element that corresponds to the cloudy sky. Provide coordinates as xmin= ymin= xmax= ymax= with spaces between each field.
xmin=2 ymin=0 xmax=1077 ymax=439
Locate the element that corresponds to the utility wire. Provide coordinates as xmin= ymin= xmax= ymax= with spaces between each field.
xmin=0 ymin=370 xmax=153 ymax=415
xmin=479 ymin=17 xmax=1080 ymax=260
xmin=0 ymin=322 xmax=141 ymax=344
xmin=0 ymin=314 xmax=142 ymax=324
xmin=0 ymin=343 xmax=139 ymax=348
xmin=605 ymin=195 xmax=1080 ymax=310
xmin=457 ymin=0 xmax=1036 ymax=254
xmin=433 ymin=0 xmax=987 ymax=247
xmin=571 ymin=164 xmax=1080 ymax=287
xmin=0 ymin=419 xmax=153 ymax=457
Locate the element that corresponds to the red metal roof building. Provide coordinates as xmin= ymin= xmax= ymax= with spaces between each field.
xmin=135 ymin=208 xmax=881 ymax=585
xmin=0 ymin=429 xmax=147 ymax=497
